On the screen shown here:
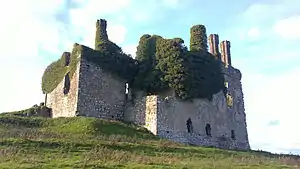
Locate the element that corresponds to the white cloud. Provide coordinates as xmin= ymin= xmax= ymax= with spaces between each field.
xmin=0 ymin=0 xmax=185 ymax=113
xmin=0 ymin=0 xmax=70 ymax=112
xmin=242 ymin=1 xmax=300 ymax=25
xmin=247 ymin=27 xmax=260 ymax=40
xmin=231 ymin=1 xmax=300 ymax=154
xmin=0 ymin=0 xmax=132 ymax=113
xmin=68 ymin=0 xmax=131 ymax=48
xmin=162 ymin=0 xmax=179 ymax=8
xmin=122 ymin=44 xmax=137 ymax=58
xmin=273 ymin=15 xmax=300 ymax=40
xmin=243 ymin=67 xmax=300 ymax=153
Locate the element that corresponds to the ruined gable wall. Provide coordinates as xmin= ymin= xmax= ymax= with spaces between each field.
xmin=45 ymin=61 xmax=80 ymax=118
xmin=76 ymin=57 xmax=127 ymax=120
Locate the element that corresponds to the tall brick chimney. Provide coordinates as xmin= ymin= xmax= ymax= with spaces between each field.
xmin=220 ymin=40 xmax=231 ymax=67
xmin=208 ymin=34 xmax=220 ymax=59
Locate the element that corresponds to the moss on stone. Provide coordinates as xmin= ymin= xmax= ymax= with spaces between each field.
xmin=42 ymin=22 xmax=225 ymax=100
xmin=41 ymin=44 xmax=81 ymax=94
xmin=42 ymin=43 xmax=137 ymax=94
xmin=80 ymin=44 xmax=138 ymax=82
xmin=226 ymin=94 xmax=233 ymax=107
xmin=190 ymin=25 xmax=208 ymax=52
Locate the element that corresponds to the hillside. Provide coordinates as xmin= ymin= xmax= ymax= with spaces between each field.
xmin=0 ymin=113 xmax=299 ymax=169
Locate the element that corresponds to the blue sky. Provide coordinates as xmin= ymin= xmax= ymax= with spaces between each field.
xmin=0 ymin=0 xmax=300 ymax=155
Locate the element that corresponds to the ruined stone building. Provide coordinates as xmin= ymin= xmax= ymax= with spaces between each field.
xmin=45 ymin=19 xmax=250 ymax=150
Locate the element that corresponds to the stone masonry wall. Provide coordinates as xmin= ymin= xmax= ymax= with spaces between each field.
xmin=76 ymin=57 xmax=127 ymax=120
xmin=124 ymin=91 xmax=146 ymax=125
xmin=124 ymin=92 xmax=158 ymax=135
xmin=126 ymin=65 xmax=250 ymax=150
xmin=46 ymin=61 xmax=80 ymax=118
xmin=155 ymin=90 xmax=249 ymax=150
xmin=223 ymin=66 xmax=250 ymax=147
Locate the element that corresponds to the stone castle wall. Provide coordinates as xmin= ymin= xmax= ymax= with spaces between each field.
xmin=45 ymin=61 xmax=80 ymax=118
xmin=223 ymin=66 xmax=249 ymax=145
xmin=76 ymin=56 xmax=127 ymax=120
xmin=125 ymin=66 xmax=250 ymax=150
xmin=124 ymin=92 xmax=158 ymax=134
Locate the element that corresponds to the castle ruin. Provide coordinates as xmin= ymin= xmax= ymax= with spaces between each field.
xmin=44 ymin=19 xmax=250 ymax=150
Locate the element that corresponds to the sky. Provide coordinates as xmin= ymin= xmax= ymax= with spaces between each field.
xmin=0 ymin=0 xmax=300 ymax=155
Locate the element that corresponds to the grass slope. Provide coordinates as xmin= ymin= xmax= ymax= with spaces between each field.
xmin=0 ymin=115 xmax=299 ymax=169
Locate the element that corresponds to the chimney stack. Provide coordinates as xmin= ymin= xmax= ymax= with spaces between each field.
xmin=220 ymin=40 xmax=231 ymax=67
xmin=208 ymin=34 xmax=220 ymax=59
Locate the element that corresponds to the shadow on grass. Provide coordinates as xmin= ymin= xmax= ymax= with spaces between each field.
xmin=0 ymin=139 xmax=240 ymax=158
xmin=0 ymin=116 xmax=43 ymax=128
xmin=92 ymin=120 xmax=158 ymax=140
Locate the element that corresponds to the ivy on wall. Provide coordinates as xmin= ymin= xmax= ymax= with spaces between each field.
xmin=41 ymin=47 xmax=80 ymax=94
xmin=133 ymin=33 xmax=224 ymax=100
xmin=190 ymin=25 xmax=208 ymax=52
xmin=42 ymin=22 xmax=225 ymax=100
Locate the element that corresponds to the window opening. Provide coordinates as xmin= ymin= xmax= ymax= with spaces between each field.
xmin=186 ymin=118 xmax=193 ymax=133
xmin=63 ymin=73 xmax=71 ymax=95
xmin=205 ymin=124 xmax=212 ymax=136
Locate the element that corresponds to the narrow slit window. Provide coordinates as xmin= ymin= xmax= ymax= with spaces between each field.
xmin=231 ymin=130 xmax=236 ymax=140
xmin=186 ymin=118 xmax=193 ymax=133
xmin=205 ymin=124 xmax=211 ymax=136
xmin=63 ymin=73 xmax=71 ymax=95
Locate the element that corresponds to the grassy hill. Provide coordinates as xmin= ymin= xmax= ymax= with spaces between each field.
xmin=0 ymin=112 xmax=299 ymax=168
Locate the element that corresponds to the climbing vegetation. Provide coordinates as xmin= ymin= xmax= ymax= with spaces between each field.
xmin=133 ymin=33 xmax=224 ymax=100
xmin=190 ymin=25 xmax=208 ymax=52
xmin=42 ymin=42 xmax=137 ymax=94
xmin=41 ymin=48 xmax=80 ymax=94
xmin=42 ymin=23 xmax=224 ymax=100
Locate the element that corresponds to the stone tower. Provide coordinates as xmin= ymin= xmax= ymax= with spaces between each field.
xmin=96 ymin=19 xmax=108 ymax=40
xmin=208 ymin=34 xmax=220 ymax=59
xmin=95 ymin=19 xmax=109 ymax=50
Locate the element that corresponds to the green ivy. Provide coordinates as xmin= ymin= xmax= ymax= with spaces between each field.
xmin=183 ymin=51 xmax=225 ymax=100
xmin=190 ymin=25 xmax=208 ymax=52
xmin=134 ymin=34 xmax=224 ymax=100
xmin=155 ymin=37 xmax=188 ymax=99
xmin=41 ymin=46 xmax=80 ymax=94
xmin=82 ymin=44 xmax=138 ymax=83
xmin=133 ymin=34 xmax=168 ymax=94
xmin=42 ymin=23 xmax=225 ymax=100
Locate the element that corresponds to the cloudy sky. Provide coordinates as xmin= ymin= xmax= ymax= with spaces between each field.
xmin=0 ymin=0 xmax=300 ymax=154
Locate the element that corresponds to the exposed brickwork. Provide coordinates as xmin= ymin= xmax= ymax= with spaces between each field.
xmin=208 ymin=34 xmax=220 ymax=59
xmin=220 ymin=40 xmax=232 ymax=66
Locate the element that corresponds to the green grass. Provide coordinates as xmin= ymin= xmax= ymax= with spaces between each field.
xmin=0 ymin=114 xmax=299 ymax=169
